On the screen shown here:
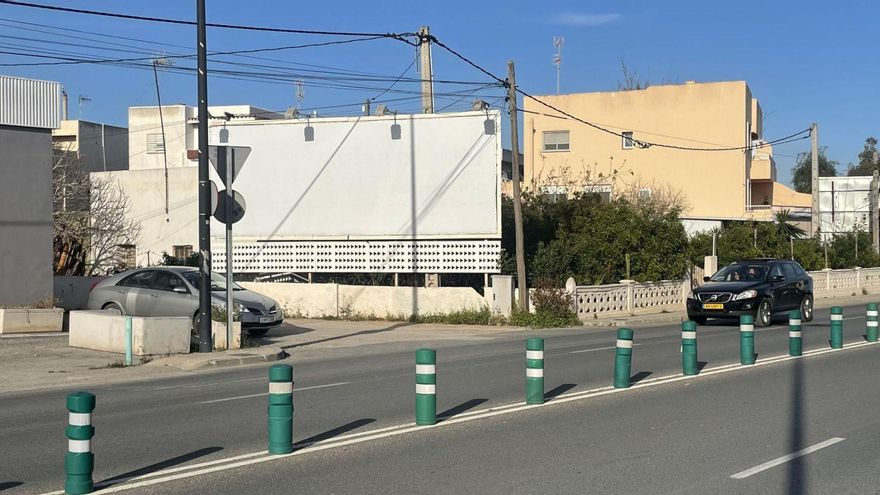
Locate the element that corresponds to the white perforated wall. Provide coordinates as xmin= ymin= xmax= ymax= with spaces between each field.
xmin=212 ymin=240 xmax=501 ymax=273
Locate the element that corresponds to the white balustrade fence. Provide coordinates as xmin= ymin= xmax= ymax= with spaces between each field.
xmin=573 ymin=267 xmax=880 ymax=320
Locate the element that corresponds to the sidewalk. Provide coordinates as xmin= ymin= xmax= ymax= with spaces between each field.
xmin=0 ymin=333 xmax=285 ymax=394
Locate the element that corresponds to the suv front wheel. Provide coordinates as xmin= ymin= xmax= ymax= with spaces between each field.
xmin=755 ymin=298 xmax=773 ymax=327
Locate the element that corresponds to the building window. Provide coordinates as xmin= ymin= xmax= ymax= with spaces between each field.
xmin=146 ymin=133 xmax=165 ymax=154
xmin=541 ymin=185 xmax=568 ymax=203
xmin=584 ymin=184 xmax=612 ymax=202
xmin=638 ymin=188 xmax=652 ymax=200
xmin=622 ymin=131 xmax=634 ymax=150
xmin=173 ymin=245 xmax=193 ymax=260
xmin=542 ymin=131 xmax=570 ymax=152
xmin=117 ymin=244 xmax=136 ymax=269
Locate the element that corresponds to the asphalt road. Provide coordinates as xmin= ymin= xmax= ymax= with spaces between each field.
xmin=0 ymin=304 xmax=875 ymax=494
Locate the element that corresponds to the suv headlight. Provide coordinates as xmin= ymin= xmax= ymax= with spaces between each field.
xmin=733 ymin=290 xmax=757 ymax=301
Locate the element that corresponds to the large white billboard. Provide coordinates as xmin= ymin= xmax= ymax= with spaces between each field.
xmin=208 ymin=110 xmax=501 ymax=241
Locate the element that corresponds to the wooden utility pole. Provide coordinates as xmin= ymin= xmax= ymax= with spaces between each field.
xmin=507 ymin=61 xmax=528 ymax=312
xmin=419 ymin=26 xmax=434 ymax=114
xmin=810 ymin=123 xmax=819 ymax=236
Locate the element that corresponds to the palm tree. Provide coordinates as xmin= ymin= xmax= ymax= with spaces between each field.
xmin=774 ymin=209 xmax=807 ymax=239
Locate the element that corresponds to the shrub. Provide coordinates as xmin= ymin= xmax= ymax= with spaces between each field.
xmin=510 ymin=283 xmax=581 ymax=328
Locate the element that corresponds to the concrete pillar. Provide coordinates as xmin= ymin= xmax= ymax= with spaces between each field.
xmin=491 ymin=275 xmax=514 ymax=318
xmin=703 ymin=256 xmax=718 ymax=278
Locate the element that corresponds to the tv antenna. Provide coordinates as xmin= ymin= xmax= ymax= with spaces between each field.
xmin=295 ymin=80 xmax=305 ymax=105
xmin=553 ymin=36 xmax=564 ymax=94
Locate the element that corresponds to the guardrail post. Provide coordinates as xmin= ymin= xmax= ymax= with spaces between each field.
xmin=830 ymin=306 xmax=843 ymax=349
xmin=65 ymin=391 xmax=95 ymax=495
xmin=415 ymin=349 xmax=437 ymax=425
xmin=740 ymin=315 xmax=755 ymax=365
xmin=526 ymin=338 xmax=545 ymax=404
xmin=681 ymin=321 xmax=698 ymax=375
xmin=268 ymin=364 xmax=294 ymax=455
xmin=789 ymin=310 xmax=802 ymax=356
xmin=868 ymin=303 xmax=878 ymax=342
xmin=613 ymin=328 xmax=634 ymax=388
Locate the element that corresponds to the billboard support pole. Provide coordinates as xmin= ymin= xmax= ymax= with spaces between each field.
xmin=507 ymin=61 xmax=528 ymax=312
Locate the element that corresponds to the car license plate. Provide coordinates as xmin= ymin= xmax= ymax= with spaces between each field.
xmin=703 ymin=303 xmax=724 ymax=310
xmin=259 ymin=316 xmax=274 ymax=323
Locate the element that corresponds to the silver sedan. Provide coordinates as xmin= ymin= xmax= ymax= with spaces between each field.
xmin=87 ymin=267 xmax=283 ymax=345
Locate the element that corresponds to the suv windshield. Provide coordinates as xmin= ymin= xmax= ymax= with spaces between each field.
xmin=710 ymin=264 xmax=769 ymax=282
xmin=181 ymin=271 xmax=244 ymax=291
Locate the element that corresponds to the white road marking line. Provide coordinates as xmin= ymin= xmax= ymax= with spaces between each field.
xmin=730 ymin=437 xmax=846 ymax=479
xmin=42 ymin=340 xmax=876 ymax=495
xmin=570 ymin=344 xmax=640 ymax=354
xmin=153 ymin=376 xmax=267 ymax=391
xmin=198 ymin=382 xmax=349 ymax=404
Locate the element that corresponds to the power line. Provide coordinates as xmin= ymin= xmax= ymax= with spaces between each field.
xmin=0 ymin=36 xmax=391 ymax=67
xmin=0 ymin=0 xmax=420 ymax=44
xmin=0 ymin=16 xmax=406 ymax=78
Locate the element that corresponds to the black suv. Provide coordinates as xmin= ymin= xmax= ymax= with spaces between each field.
xmin=686 ymin=259 xmax=813 ymax=327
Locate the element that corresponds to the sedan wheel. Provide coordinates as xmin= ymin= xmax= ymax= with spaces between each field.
xmin=190 ymin=313 xmax=202 ymax=351
xmin=800 ymin=295 xmax=814 ymax=322
xmin=755 ymin=299 xmax=772 ymax=327
xmin=102 ymin=302 xmax=124 ymax=315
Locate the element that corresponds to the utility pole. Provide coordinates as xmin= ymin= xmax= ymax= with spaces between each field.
xmin=363 ymin=98 xmax=371 ymax=116
xmin=810 ymin=123 xmax=819 ymax=237
xmin=419 ymin=26 xmax=434 ymax=113
xmin=871 ymin=170 xmax=879 ymax=253
xmin=507 ymin=61 xmax=528 ymax=312
xmin=196 ymin=0 xmax=213 ymax=352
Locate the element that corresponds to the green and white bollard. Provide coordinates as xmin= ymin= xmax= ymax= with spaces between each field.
xmin=268 ymin=364 xmax=294 ymax=455
xmin=789 ymin=310 xmax=803 ymax=357
xmin=740 ymin=314 xmax=755 ymax=365
xmin=681 ymin=321 xmax=698 ymax=376
xmin=867 ymin=304 xmax=878 ymax=343
xmin=613 ymin=328 xmax=634 ymax=388
xmin=830 ymin=306 xmax=843 ymax=349
xmin=65 ymin=391 xmax=95 ymax=495
xmin=415 ymin=348 xmax=437 ymax=426
xmin=525 ymin=338 xmax=545 ymax=404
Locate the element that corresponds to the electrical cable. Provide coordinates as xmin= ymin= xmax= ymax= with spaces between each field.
xmin=0 ymin=0 xmax=420 ymax=45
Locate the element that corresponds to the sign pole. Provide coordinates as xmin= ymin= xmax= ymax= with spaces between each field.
xmin=226 ymin=148 xmax=234 ymax=349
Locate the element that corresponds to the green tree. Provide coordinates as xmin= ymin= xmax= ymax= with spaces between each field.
xmin=846 ymin=137 xmax=879 ymax=176
xmin=773 ymin=209 xmax=806 ymax=239
xmin=791 ymin=147 xmax=838 ymax=193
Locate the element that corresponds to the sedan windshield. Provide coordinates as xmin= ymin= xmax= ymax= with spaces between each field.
xmin=181 ymin=271 xmax=244 ymax=291
xmin=710 ymin=264 xmax=768 ymax=282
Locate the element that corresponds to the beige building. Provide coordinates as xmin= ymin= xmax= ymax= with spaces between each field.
xmin=522 ymin=80 xmax=810 ymax=232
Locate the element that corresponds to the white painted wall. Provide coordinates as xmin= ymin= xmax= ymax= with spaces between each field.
xmin=240 ymin=282 xmax=487 ymax=319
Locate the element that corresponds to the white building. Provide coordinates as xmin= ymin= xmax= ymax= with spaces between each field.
xmin=97 ymin=105 xmax=502 ymax=277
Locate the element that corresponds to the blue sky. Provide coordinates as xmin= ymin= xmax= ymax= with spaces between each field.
xmin=2 ymin=0 xmax=878 ymax=186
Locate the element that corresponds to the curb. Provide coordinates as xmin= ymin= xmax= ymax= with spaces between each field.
xmin=157 ymin=347 xmax=288 ymax=372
